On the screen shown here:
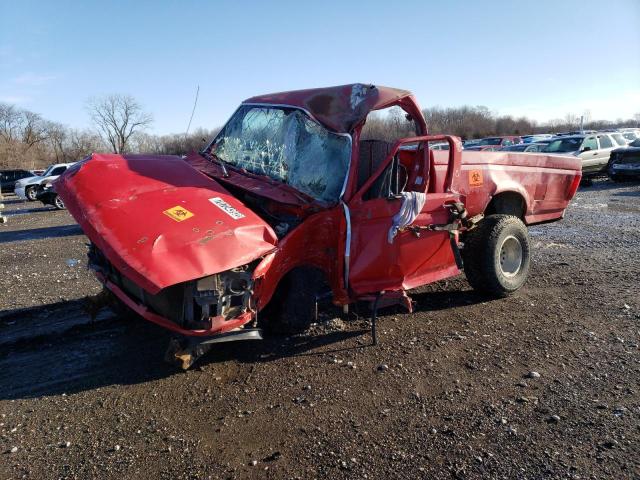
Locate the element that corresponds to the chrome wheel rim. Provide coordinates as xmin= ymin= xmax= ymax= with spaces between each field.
xmin=26 ymin=188 xmax=36 ymax=200
xmin=54 ymin=196 xmax=64 ymax=209
xmin=499 ymin=235 xmax=522 ymax=277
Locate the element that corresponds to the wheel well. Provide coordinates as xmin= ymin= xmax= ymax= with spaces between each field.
xmin=259 ymin=265 xmax=330 ymax=316
xmin=485 ymin=191 xmax=526 ymax=219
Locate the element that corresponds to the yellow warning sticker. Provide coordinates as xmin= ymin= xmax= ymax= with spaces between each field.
xmin=163 ymin=206 xmax=194 ymax=222
xmin=469 ymin=169 xmax=483 ymax=187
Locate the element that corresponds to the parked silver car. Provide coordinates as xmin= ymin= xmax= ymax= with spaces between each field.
xmin=14 ymin=163 xmax=75 ymax=201
xmin=543 ymin=133 xmax=620 ymax=176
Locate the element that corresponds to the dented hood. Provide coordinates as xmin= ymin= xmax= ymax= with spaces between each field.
xmin=56 ymin=153 xmax=278 ymax=294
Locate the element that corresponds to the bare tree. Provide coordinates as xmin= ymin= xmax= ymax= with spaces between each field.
xmin=45 ymin=121 xmax=67 ymax=162
xmin=21 ymin=110 xmax=48 ymax=150
xmin=0 ymin=103 xmax=24 ymax=143
xmin=66 ymin=129 xmax=105 ymax=160
xmin=87 ymin=94 xmax=153 ymax=153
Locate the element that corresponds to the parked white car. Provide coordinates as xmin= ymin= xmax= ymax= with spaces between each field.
xmin=14 ymin=163 xmax=75 ymax=201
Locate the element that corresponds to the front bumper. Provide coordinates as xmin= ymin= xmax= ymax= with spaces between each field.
xmin=94 ymin=271 xmax=254 ymax=337
xmin=610 ymin=163 xmax=640 ymax=176
xmin=36 ymin=191 xmax=56 ymax=206
xmin=14 ymin=186 xmax=26 ymax=200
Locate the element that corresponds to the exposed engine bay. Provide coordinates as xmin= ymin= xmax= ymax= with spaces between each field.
xmin=88 ymin=244 xmax=258 ymax=330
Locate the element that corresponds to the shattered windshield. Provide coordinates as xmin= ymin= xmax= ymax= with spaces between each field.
xmin=208 ymin=105 xmax=351 ymax=204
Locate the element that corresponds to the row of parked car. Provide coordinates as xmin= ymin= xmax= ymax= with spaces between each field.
xmin=0 ymin=162 xmax=74 ymax=209
xmin=432 ymin=128 xmax=640 ymax=180
xmin=1 ymin=127 xmax=638 ymax=211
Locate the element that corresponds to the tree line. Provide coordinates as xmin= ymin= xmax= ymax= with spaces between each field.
xmin=1 ymin=94 xmax=638 ymax=170
xmin=0 ymin=94 xmax=218 ymax=170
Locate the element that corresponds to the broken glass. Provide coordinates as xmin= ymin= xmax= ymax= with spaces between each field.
xmin=210 ymin=106 xmax=351 ymax=204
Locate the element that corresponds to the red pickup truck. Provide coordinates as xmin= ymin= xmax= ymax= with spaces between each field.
xmin=56 ymin=84 xmax=581 ymax=368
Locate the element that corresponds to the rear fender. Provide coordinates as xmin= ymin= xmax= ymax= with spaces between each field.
xmin=489 ymin=183 xmax=531 ymax=218
xmin=486 ymin=189 xmax=528 ymax=219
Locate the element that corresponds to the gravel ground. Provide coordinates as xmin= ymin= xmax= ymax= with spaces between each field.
xmin=0 ymin=180 xmax=639 ymax=480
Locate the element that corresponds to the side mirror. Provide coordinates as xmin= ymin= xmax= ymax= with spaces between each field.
xmin=581 ymin=146 xmax=592 ymax=152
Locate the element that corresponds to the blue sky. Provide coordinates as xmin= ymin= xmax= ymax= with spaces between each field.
xmin=1 ymin=0 xmax=639 ymax=134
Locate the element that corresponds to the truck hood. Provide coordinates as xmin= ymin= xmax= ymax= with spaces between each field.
xmin=56 ymin=153 xmax=278 ymax=294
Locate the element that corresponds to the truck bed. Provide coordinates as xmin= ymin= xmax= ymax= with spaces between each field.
xmin=430 ymin=150 xmax=582 ymax=225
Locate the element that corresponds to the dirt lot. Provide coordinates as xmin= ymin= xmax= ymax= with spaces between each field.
xmin=1 ymin=180 xmax=639 ymax=480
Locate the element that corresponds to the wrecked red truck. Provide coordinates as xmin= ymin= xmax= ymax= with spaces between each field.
xmin=56 ymin=84 xmax=582 ymax=368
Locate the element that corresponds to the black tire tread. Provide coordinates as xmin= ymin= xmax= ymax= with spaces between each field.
xmin=462 ymin=214 xmax=530 ymax=297
xmin=273 ymin=268 xmax=326 ymax=334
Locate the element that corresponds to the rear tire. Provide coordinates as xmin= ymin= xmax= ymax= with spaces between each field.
xmin=580 ymin=177 xmax=593 ymax=187
xmin=462 ymin=214 xmax=531 ymax=297
xmin=609 ymin=174 xmax=627 ymax=183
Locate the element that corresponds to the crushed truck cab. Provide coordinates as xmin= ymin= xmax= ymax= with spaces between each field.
xmin=56 ymin=84 xmax=582 ymax=367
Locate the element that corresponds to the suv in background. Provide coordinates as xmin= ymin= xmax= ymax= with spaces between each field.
xmin=609 ymin=132 xmax=630 ymax=146
xmin=618 ymin=129 xmax=639 ymax=143
xmin=543 ymin=133 xmax=619 ymax=176
xmin=1 ymin=169 xmax=36 ymax=193
xmin=14 ymin=163 xmax=74 ymax=201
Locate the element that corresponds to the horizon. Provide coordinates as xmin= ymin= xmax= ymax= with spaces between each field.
xmin=1 ymin=0 xmax=639 ymax=135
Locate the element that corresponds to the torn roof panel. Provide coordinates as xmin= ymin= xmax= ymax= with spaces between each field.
xmin=243 ymin=83 xmax=413 ymax=133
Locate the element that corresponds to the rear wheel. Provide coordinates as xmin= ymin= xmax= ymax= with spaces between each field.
xmin=609 ymin=174 xmax=629 ymax=183
xmin=462 ymin=214 xmax=531 ymax=297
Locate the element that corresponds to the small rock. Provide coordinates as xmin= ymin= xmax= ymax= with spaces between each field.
xmin=114 ymin=444 xmax=121 ymax=452
xmin=250 ymin=459 xmax=258 ymax=466
xmin=548 ymin=415 xmax=560 ymax=424
xmin=62 ymin=441 xmax=71 ymax=448
xmin=377 ymin=364 xmax=389 ymax=372
xmin=264 ymin=451 xmax=281 ymax=462
xmin=613 ymin=406 xmax=627 ymax=417
xmin=430 ymin=428 xmax=437 ymax=434
xmin=526 ymin=371 xmax=541 ymax=379
xmin=10 ymin=446 xmax=18 ymax=453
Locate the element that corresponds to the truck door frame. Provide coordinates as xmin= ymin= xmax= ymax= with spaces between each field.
xmin=344 ymin=135 xmax=464 ymax=296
